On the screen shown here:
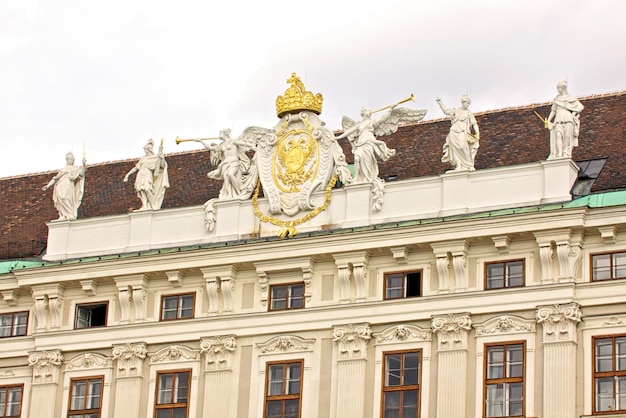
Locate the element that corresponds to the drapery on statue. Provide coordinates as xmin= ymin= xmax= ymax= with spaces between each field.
xmin=546 ymin=81 xmax=584 ymax=160
xmin=123 ymin=139 xmax=169 ymax=211
xmin=436 ymin=95 xmax=480 ymax=172
xmin=336 ymin=100 xmax=427 ymax=210
xmin=42 ymin=152 xmax=86 ymax=220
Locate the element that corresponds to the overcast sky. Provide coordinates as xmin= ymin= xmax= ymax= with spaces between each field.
xmin=1 ymin=0 xmax=625 ymax=178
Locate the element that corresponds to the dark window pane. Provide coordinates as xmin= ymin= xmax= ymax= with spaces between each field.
xmin=406 ymin=272 xmax=421 ymax=297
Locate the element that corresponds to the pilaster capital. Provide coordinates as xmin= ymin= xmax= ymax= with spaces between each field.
xmin=112 ymin=342 xmax=147 ymax=378
xmin=536 ymin=303 xmax=582 ymax=343
xmin=333 ymin=323 xmax=372 ymax=360
xmin=28 ymin=350 xmax=63 ymax=384
xmin=200 ymin=335 xmax=237 ymax=370
xmin=432 ymin=313 xmax=472 ymax=351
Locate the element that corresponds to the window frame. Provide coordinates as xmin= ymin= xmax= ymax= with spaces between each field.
xmin=484 ymin=259 xmax=525 ymax=290
xmin=592 ymin=334 xmax=626 ymax=414
xmin=67 ymin=375 xmax=104 ymax=418
xmin=383 ymin=270 xmax=422 ymax=300
xmin=591 ymin=251 xmax=626 ymax=282
xmin=263 ymin=359 xmax=303 ymax=418
xmin=268 ymin=283 xmax=305 ymax=312
xmin=159 ymin=293 xmax=196 ymax=321
xmin=0 ymin=384 xmax=24 ymax=417
xmin=483 ymin=341 xmax=526 ymax=418
xmin=74 ymin=302 xmax=108 ymax=329
xmin=381 ymin=349 xmax=422 ymax=418
xmin=154 ymin=369 xmax=191 ymax=418
xmin=0 ymin=311 xmax=28 ymax=338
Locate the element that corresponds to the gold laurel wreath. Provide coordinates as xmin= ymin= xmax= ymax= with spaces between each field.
xmin=252 ymin=174 xmax=338 ymax=238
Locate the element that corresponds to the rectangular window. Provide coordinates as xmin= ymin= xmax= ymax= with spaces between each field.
xmin=75 ymin=303 xmax=108 ymax=329
xmin=269 ymin=284 xmax=304 ymax=311
xmin=593 ymin=335 xmax=626 ymax=413
xmin=68 ymin=376 xmax=103 ymax=417
xmin=485 ymin=260 xmax=524 ymax=290
xmin=384 ymin=271 xmax=422 ymax=300
xmin=592 ymin=252 xmax=626 ymax=281
xmin=155 ymin=370 xmax=191 ymax=418
xmin=160 ymin=294 xmax=195 ymax=321
xmin=0 ymin=312 xmax=28 ymax=338
xmin=0 ymin=384 xmax=23 ymax=417
xmin=264 ymin=360 xmax=303 ymax=418
xmin=382 ymin=350 xmax=421 ymax=418
xmin=484 ymin=342 xmax=525 ymax=417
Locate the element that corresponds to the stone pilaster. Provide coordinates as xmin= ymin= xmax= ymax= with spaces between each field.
xmin=112 ymin=342 xmax=147 ymax=418
xmin=333 ymin=323 xmax=371 ymax=418
xmin=333 ymin=251 xmax=370 ymax=303
xmin=202 ymin=266 xmax=238 ymax=315
xmin=114 ymin=274 xmax=148 ymax=323
xmin=432 ymin=313 xmax=472 ymax=418
xmin=200 ymin=335 xmax=237 ymax=418
xmin=536 ymin=303 xmax=581 ymax=418
xmin=28 ymin=350 xmax=63 ymax=418
xmin=31 ymin=284 xmax=64 ymax=331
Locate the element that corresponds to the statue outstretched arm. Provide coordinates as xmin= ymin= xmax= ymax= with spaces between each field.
xmin=123 ymin=166 xmax=138 ymax=182
xmin=436 ymin=97 xmax=452 ymax=115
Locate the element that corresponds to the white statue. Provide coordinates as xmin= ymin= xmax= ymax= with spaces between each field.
xmin=337 ymin=102 xmax=427 ymax=210
xmin=436 ymin=95 xmax=480 ymax=172
xmin=123 ymin=139 xmax=169 ymax=211
xmin=42 ymin=152 xmax=86 ymax=220
xmin=546 ymin=81 xmax=584 ymax=159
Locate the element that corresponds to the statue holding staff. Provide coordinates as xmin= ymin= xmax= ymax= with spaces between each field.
xmin=546 ymin=81 xmax=584 ymax=159
xmin=436 ymin=95 xmax=480 ymax=172
xmin=42 ymin=151 xmax=86 ymax=220
xmin=123 ymin=138 xmax=169 ymax=211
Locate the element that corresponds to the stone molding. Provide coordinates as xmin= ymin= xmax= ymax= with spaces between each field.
xmin=66 ymin=353 xmax=111 ymax=370
xmin=374 ymin=324 xmax=431 ymax=344
xmin=149 ymin=345 xmax=199 ymax=364
xmin=475 ymin=315 xmax=535 ymax=336
xmin=257 ymin=335 xmax=314 ymax=354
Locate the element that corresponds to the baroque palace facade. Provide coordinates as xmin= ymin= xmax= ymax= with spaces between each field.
xmin=1 ymin=76 xmax=626 ymax=418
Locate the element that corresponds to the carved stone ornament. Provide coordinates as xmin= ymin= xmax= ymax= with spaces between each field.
xmin=257 ymin=335 xmax=314 ymax=354
xmin=66 ymin=353 xmax=111 ymax=370
xmin=333 ymin=323 xmax=372 ymax=360
xmin=431 ymin=313 xmax=472 ymax=351
xmin=28 ymin=350 xmax=64 ymax=383
xmin=112 ymin=343 xmax=147 ymax=377
xmin=0 ymin=370 xmax=16 ymax=378
xmin=475 ymin=315 xmax=535 ymax=336
xmin=536 ymin=303 xmax=582 ymax=343
xmin=375 ymin=324 xmax=431 ymax=344
xmin=200 ymin=336 xmax=237 ymax=370
xmin=149 ymin=345 xmax=199 ymax=364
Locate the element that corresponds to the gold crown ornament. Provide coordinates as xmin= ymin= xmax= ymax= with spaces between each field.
xmin=275 ymin=73 xmax=323 ymax=118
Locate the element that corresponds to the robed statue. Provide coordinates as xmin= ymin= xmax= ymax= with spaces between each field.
xmin=42 ymin=152 xmax=86 ymax=220
xmin=123 ymin=139 xmax=169 ymax=211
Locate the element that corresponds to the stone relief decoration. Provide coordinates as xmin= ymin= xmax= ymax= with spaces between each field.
xmin=28 ymin=350 xmax=63 ymax=384
xmin=431 ymin=313 xmax=472 ymax=351
xmin=112 ymin=343 xmax=147 ymax=378
xmin=374 ymin=324 xmax=431 ymax=344
xmin=42 ymin=151 xmax=86 ymax=221
xmin=0 ymin=370 xmax=16 ymax=378
xmin=32 ymin=287 xmax=63 ymax=331
xmin=475 ymin=315 xmax=535 ymax=336
xmin=333 ymin=323 xmax=372 ymax=360
xmin=200 ymin=335 xmax=237 ymax=370
xmin=257 ymin=335 xmax=314 ymax=354
xmin=66 ymin=353 xmax=112 ymax=370
xmin=149 ymin=345 xmax=199 ymax=364
xmin=123 ymin=138 xmax=169 ymax=211
xmin=436 ymin=95 xmax=480 ymax=172
xmin=536 ymin=303 xmax=582 ymax=343
xmin=337 ymin=95 xmax=427 ymax=211
xmin=604 ymin=316 xmax=625 ymax=327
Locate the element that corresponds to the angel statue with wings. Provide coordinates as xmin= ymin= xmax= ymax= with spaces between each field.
xmin=336 ymin=99 xmax=427 ymax=210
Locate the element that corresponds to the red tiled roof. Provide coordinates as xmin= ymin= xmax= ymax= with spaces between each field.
xmin=1 ymin=91 xmax=625 ymax=260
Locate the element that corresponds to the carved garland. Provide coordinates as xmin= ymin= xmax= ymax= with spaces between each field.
xmin=252 ymin=174 xmax=338 ymax=238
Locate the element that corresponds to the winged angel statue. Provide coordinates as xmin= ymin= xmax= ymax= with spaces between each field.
xmin=336 ymin=103 xmax=427 ymax=210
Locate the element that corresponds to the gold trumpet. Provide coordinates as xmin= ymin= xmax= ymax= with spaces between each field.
xmin=372 ymin=93 xmax=415 ymax=113
xmin=175 ymin=136 xmax=219 ymax=145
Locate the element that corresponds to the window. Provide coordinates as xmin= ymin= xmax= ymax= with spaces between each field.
xmin=593 ymin=335 xmax=626 ymax=413
xmin=0 ymin=384 xmax=23 ymax=417
xmin=382 ymin=350 xmax=421 ymax=418
xmin=160 ymin=294 xmax=195 ymax=321
xmin=269 ymin=284 xmax=304 ymax=311
xmin=75 ymin=303 xmax=108 ymax=329
xmin=592 ymin=252 xmax=626 ymax=281
xmin=155 ymin=370 xmax=191 ymax=418
xmin=384 ymin=271 xmax=421 ymax=299
xmin=485 ymin=260 xmax=524 ymax=290
xmin=0 ymin=312 xmax=28 ymax=338
xmin=68 ymin=376 xmax=103 ymax=417
xmin=484 ymin=342 xmax=524 ymax=418
xmin=265 ymin=360 xmax=303 ymax=418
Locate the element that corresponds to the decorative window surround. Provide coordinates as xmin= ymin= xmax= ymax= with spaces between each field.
xmin=255 ymin=257 xmax=315 ymax=307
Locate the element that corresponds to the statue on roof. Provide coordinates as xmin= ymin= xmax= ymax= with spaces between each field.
xmin=436 ymin=95 xmax=480 ymax=172
xmin=123 ymin=139 xmax=169 ymax=211
xmin=337 ymin=96 xmax=427 ymax=211
xmin=42 ymin=152 xmax=86 ymax=221
xmin=546 ymin=81 xmax=584 ymax=160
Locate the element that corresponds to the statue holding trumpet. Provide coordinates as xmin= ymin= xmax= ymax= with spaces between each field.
xmin=336 ymin=94 xmax=427 ymax=211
